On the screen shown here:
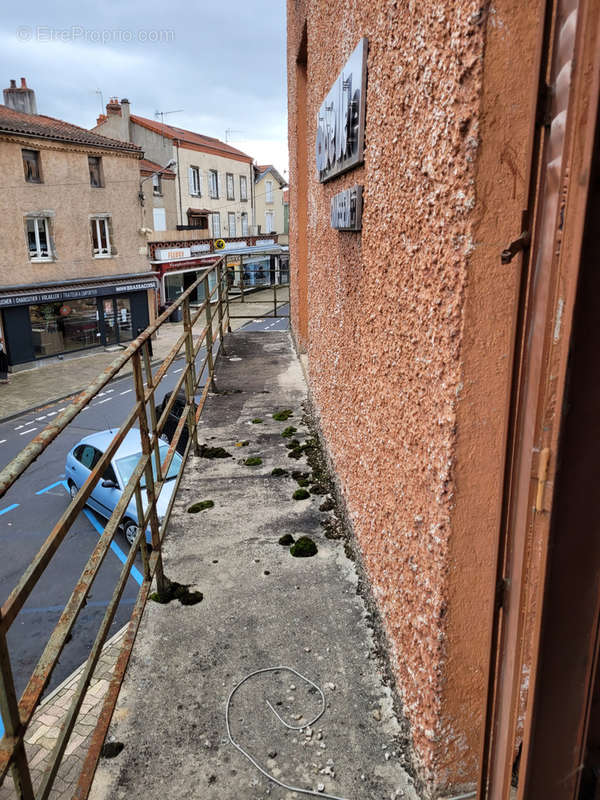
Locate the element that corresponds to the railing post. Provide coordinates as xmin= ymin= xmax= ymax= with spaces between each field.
xmin=203 ymin=275 xmax=217 ymax=392
xmin=240 ymin=263 xmax=245 ymax=303
xmin=226 ymin=266 xmax=232 ymax=333
xmin=273 ymin=280 xmax=278 ymax=318
xmin=0 ymin=611 xmax=35 ymax=799
xmin=131 ymin=349 xmax=166 ymax=596
xmin=141 ymin=340 xmax=162 ymax=485
xmin=215 ymin=260 xmax=226 ymax=353
xmin=134 ymin=485 xmax=150 ymax=582
xmin=182 ymin=296 xmax=201 ymax=456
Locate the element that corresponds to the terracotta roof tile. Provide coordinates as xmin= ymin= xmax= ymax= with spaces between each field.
xmin=140 ymin=158 xmax=175 ymax=177
xmin=0 ymin=104 xmax=141 ymax=154
xmin=129 ymin=115 xmax=253 ymax=163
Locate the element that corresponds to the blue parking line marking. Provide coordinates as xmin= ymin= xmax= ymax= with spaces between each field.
xmin=0 ymin=503 xmax=19 ymax=516
xmin=82 ymin=509 xmax=143 ymax=587
xmin=36 ymin=479 xmax=68 ymax=495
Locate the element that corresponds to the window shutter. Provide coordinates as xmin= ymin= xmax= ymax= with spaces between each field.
xmin=188 ymin=167 xmax=195 ymax=195
xmin=153 ymin=208 xmax=167 ymax=231
xmin=197 ymin=170 xmax=202 ymax=197
xmin=217 ymin=172 xmax=223 ymax=199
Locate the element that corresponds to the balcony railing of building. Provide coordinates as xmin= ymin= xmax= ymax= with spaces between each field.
xmin=0 ymin=258 xmax=289 ymax=799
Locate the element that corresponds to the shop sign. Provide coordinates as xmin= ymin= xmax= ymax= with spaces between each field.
xmin=330 ymin=185 xmax=363 ymax=231
xmin=191 ymin=243 xmax=211 ymax=254
xmin=223 ymin=241 xmax=248 ymax=250
xmin=316 ymin=37 xmax=368 ymax=183
xmin=0 ymin=280 xmax=156 ymax=308
xmin=156 ymin=247 xmax=191 ymax=261
xmin=259 ymin=239 xmax=275 ymax=245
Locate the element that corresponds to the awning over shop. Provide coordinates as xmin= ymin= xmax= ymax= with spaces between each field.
xmin=0 ymin=273 xmax=159 ymax=308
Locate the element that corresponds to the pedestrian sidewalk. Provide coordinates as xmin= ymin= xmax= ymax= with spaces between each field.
xmin=0 ymin=293 xmax=285 ymax=422
xmin=0 ymin=627 xmax=127 ymax=800
xmin=88 ymin=331 xmax=420 ymax=800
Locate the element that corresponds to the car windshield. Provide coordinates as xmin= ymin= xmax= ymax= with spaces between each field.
xmin=116 ymin=444 xmax=182 ymax=489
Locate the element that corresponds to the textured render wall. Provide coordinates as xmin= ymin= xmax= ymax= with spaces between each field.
xmin=0 ymin=138 xmax=147 ymax=287
xmin=287 ymin=0 xmax=541 ymax=794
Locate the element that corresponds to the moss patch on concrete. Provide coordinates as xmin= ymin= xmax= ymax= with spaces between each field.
xmin=278 ymin=533 xmax=295 ymax=546
xmin=149 ymin=577 xmax=203 ymax=606
xmin=187 ymin=500 xmax=214 ymax=513
xmin=251 ymin=418 xmax=263 ymax=424
xmin=199 ymin=444 xmax=231 ymax=459
xmin=293 ymin=488 xmax=310 ymax=500
xmin=281 ymin=426 xmax=297 ymax=438
xmin=273 ymin=409 xmax=293 ymax=421
xmin=271 ymin=467 xmax=289 ymax=477
xmin=290 ymin=536 xmax=318 ymax=557
xmin=244 ymin=457 xmax=263 ymax=466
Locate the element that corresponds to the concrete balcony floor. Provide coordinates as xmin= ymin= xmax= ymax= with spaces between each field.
xmin=89 ymin=331 xmax=419 ymax=800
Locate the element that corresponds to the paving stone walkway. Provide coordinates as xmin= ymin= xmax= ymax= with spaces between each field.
xmin=0 ymin=627 xmax=126 ymax=800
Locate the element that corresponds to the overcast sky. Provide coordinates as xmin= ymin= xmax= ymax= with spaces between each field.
xmin=0 ymin=1 xmax=289 ymax=175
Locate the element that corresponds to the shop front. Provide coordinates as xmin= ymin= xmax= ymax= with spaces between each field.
xmin=0 ymin=276 xmax=157 ymax=367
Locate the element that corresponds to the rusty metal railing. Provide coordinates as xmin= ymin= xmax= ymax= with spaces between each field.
xmin=0 ymin=258 xmax=238 ymax=799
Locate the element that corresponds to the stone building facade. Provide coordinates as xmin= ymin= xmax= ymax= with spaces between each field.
xmin=93 ymin=100 xmax=255 ymax=239
xmin=254 ymin=164 xmax=287 ymax=234
xmin=287 ymin=1 xmax=600 ymax=798
xmin=0 ymin=86 xmax=155 ymax=369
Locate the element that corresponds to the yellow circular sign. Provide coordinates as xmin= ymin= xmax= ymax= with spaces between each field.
xmin=214 ymin=238 xmax=226 ymax=250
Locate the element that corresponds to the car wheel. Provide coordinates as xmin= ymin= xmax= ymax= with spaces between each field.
xmin=123 ymin=520 xmax=139 ymax=547
xmin=69 ymin=481 xmax=78 ymax=500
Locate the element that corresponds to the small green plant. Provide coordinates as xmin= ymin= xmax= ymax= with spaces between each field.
xmin=281 ymin=426 xmax=297 ymax=438
xmin=273 ymin=409 xmax=293 ymax=421
xmin=251 ymin=418 xmax=263 ymax=424
xmin=278 ymin=533 xmax=295 ymax=546
xmin=187 ymin=500 xmax=214 ymax=513
xmin=285 ymin=439 xmax=300 ymax=450
xmin=271 ymin=468 xmax=289 ymax=477
xmin=290 ymin=536 xmax=318 ymax=557
xmin=293 ymin=488 xmax=310 ymax=500
xmin=319 ymin=497 xmax=335 ymax=512
xmin=310 ymin=484 xmax=328 ymax=495
xmin=244 ymin=456 xmax=263 ymax=466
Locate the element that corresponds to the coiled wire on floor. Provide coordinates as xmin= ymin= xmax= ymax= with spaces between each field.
xmin=225 ymin=666 xmax=351 ymax=800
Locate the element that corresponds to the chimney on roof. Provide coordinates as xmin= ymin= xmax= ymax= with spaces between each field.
xmin=120 ymin=98 xmax=131 ymax=122
xmin=106 ymin=97 xmax=122 ymax=117
xmin=3 ymin=77 xmax=37 ymax=114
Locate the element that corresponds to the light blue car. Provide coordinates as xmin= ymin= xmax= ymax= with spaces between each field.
xmin=65 ymin=428 xmax=182 ymax=546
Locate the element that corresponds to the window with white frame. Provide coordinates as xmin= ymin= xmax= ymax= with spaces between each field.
xmin=240 ymin=175 xmax=248 ymax=201
xmin=228 ymin=212 xmax=236 ymax=237
xmin=226 ymin=173 xmax=235 ymax=200
xmin=265 ymin=180 xmax=273 ymax=203
xmin=212 ymin=213 xmax=221 ymax=238
xmin=152 ymin=173 xmax=162 ymax=196
xmin=153 ymin=207 xmax=166 ymax=231
xmin=188 ymin=166 xmax=201 ymax=197
xmin=241 ymin=212 xmax=248 ymax=236
xmin=265 ymin=211 xmax=274 ymax=233
xmin=209 ymin=170 xmax=219 ymax=199
xmin=90 ymin=216 xmax=112 ymax=257
xmin=26 ymin=216 xmax=52 ymax=260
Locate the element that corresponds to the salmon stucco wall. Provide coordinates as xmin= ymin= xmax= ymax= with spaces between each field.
xmin=287 ymin=0 xmax=542 ymax=794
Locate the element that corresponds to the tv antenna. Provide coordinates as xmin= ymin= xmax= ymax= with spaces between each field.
xmin=155 ymin=109 xmax=184 ymax=142
xmin=225 ymin=128 xmax=244 ymax=142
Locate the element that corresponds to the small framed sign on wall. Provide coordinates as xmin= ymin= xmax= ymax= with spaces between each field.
xmin=316 ymin=37 xmax=368 ymax=183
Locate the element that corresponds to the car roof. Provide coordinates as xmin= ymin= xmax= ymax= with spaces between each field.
xmin=75 ymin=428 xmax=144 ymax=460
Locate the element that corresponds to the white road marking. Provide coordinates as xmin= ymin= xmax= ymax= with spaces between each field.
xmin=105 ymin=388 xmax=115 ymax=393
xmin=46 ymin=411 xmax=57 ymax=417
xmin=120 ymin=389 xmax=133 ymax=395
xmin=35 ymin=415 xmax=47 ymax=421
xmin=0 ymin=439 xmax=6 ymax=445
xmin=94 ymin=398 xmax=112 ymax=406
xmin=19 ymin=428 xmax=37 ymax=436
xmin=173 ymin=368 xmax=183 ymax=373
xmin=14 ymin=424 xmax=23 ymax=430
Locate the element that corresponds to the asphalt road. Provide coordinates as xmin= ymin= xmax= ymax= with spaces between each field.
xmin=0 ymin=311 xmax=289 ymax=734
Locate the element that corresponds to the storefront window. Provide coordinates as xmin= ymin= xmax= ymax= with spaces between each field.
xmin=29 ymin=299 xmax=101 ymax=357
xmin=242 ymin=256 xmax=270 ymax=287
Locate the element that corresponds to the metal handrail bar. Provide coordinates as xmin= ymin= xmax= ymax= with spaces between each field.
xmin=0 ymin=261 xmax=229 ymax=796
